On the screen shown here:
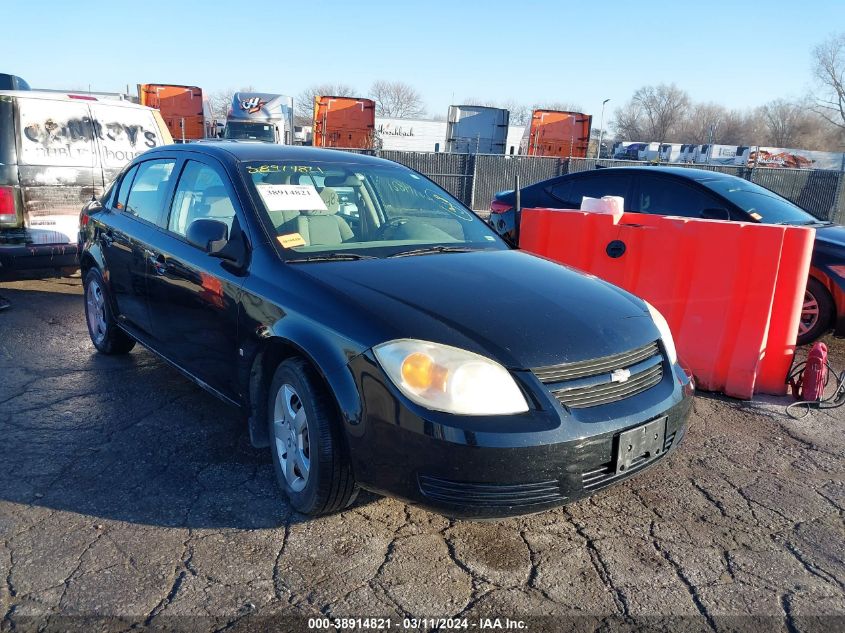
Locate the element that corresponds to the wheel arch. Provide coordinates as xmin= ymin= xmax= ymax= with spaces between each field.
xmin=79 ymin=244 xmax=121 ymax=317
xmin=79 ymin=248 xmax=102 ymax=277
xmin=79 ymin=243 xmax=108 ymax=281
xmin=242 ymin=326 xmax=364 ymax=449
xmin=808 ymin=266 xmax=844 ymax=336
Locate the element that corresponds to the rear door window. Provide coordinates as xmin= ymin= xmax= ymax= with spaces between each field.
xmin=123 ymin=159 xmax=176 ymax=225
xmin=114 ymin=164 xmax=139 ymax=211
xmin=633 ymin=175 xmax=724 ymax=218
xmin=547 ymin=174 xmax=632 ymax=208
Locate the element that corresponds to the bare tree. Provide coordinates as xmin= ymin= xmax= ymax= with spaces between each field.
xmin=501 ymin=100 xmax=531 ymax=125
xmin=295 ymin=83 xmax=356 ymax=123
xmin=611 ymin=101 xmax=646 ymax=140
xmin=532 ymin=101 xmax=584 ymax=113
xmin=812 ymin=32 xmax=845 ymax=131
xmin=208 ymin=85 xmax=256 ymax=123
xmin=678 ymin=103 xmax=728 ymax=143
xmin=606 ymin=61 xmax=845 ymax=152
xmin=760 ymin=99 xmax=809 ymax=146
xmin=718 ymin=109 xmax=756 ymax=145
xmin=209 ymin=89 xmax=236 ymax=123
xmin=630 ymin=83 xmax=690 ymax=144
xmin=796 ymin=112 xmax=845 ymax=151
xmin=369 ymin=80 xmax=426 ymax=118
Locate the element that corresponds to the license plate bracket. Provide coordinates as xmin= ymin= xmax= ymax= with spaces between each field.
xmin=615 ymin=417 xmax=667 ymax=474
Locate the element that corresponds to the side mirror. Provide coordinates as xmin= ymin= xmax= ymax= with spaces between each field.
xmin=84 ymin=198 xmax=103 ymax=213
xmin=701 ymin=207 xmax=730 ymax=221
xmin=186 ymin=218 xmax=229 ymax=254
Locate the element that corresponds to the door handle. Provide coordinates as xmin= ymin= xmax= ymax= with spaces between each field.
xmin=145 ymin=249 xmax=167 ymax=276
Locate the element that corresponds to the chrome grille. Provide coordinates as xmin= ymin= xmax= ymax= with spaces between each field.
xmin=534 ymin=342 xmax=664 ymax=409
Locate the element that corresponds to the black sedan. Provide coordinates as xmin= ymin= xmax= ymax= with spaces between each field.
xmin=489 ymin=166 xmax=845 ymax=345
xmin=78 ymin=143 xmax=693 ymax=519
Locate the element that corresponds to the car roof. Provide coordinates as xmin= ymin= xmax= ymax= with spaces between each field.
xmin=574 ymin=165 xmax=743 ymax=183
xmin=0 ymin=90 xmax=153 ymax=110
xmin=144 ymin=141 xmax=395 ymax=168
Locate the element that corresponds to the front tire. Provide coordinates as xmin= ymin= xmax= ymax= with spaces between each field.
xmin=268 ymin=357 xmax=357 ymax=515
xmin=797 ymin=277 xmax=835 ymax=345
xmin=83 ymin=269 xmax=136 ymax=355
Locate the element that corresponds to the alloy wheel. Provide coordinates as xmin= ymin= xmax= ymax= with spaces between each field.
xmin=799 ymin=291 xmax=819 ymax=338
xmin=273 ymin=383 xmax=311 ymax=492
xmin=86 ymin=279 xmax=107 ymax=345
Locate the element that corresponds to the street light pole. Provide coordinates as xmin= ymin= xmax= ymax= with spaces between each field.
xmin=596 ymin=98 xmax=610 ymax=160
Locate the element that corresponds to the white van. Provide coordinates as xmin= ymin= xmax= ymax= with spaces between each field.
xmin=0 ymin=91 xmax=172 ymax=269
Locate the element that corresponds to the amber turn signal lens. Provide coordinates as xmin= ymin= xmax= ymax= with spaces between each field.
xmin=401 ymin=352 xmax=448 ymax=391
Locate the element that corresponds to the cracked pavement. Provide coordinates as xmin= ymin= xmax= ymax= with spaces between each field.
xmin=0 ymin=274 xmax=843 ymax=631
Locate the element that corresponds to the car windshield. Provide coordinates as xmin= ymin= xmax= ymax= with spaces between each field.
xmin=243 ymin=160 xmax=507 ymax=259
xmin=225 ymin=122 xmax=275 ymax=142
xmin=706 ymin=178 xmax=821 ymax=225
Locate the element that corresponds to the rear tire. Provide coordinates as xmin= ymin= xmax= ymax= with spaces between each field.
xmin=797 ymin=277 xmax=835 ymax=345
xmin=267 ymin=357 xmax=357 ymax=515
xmin=83 ymin=268 xmax=136 ymax=354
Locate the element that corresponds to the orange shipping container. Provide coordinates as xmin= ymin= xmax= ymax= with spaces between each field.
xmin=138 ymin=84 xmax=207 ymax=141
xmin=313 ymin=96 xmax=375 ymax=149
xmin=522 ymin=109 xmax=592 ymax=158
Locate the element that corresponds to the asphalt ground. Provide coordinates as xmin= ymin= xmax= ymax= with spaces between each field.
xmin=0 ymin=273 xmax=843 ymax=632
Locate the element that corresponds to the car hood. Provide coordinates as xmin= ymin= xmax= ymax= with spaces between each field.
xmin=816 ymin=223 xmax=845 ymax=248
xmin=294 ymin=249 xmax=659 ymax=369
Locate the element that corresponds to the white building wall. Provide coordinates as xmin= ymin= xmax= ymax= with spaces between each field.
xmin=375 ymin=118 xmax=446 ymax=152
xmin=375 ymin=117 xmax=526 ymax=154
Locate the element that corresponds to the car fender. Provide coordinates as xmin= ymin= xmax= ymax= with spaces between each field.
xmin=78 ymin=239 xmax=119 ymax=312
xmin=78 ymin=239 xmax=106 ymax=276
xmin=241 ymin=313 xmax=367 ymax=448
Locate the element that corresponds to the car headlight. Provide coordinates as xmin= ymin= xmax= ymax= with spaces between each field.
xmin=644 ymin=301 xmax=678 ymax=365
xmin=373 ymin=339 xmax=529 ymax=415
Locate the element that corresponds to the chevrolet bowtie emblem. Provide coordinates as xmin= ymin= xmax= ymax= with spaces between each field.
xmin=611 ymin=368 xmax=632 ymax=383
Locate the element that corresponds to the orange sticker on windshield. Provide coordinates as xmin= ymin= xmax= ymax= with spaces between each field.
xmin=277 ymin=233 xmax=306 ymax=248
xmin=750 ymin=212 xmax=762 ymax=221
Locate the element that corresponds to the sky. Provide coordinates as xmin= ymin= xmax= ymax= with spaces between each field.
xmin=2 ymin=0 xmax=842 ymax=122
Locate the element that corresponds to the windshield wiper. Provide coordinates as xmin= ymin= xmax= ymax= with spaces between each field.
xmin=773 ymin=220 xmax=823 ymax=226
xmin=387 ymin=245 xmax=479 ymax=258
xmin=287 ymin=253 xmax=378 ymax=263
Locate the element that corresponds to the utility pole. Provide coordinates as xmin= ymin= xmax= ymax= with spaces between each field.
xmin=596 ymin=98 xmax=610 ymax=160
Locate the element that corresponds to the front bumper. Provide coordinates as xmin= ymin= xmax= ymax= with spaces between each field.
xmin=345 ymin=353 xmax=695 ymax=519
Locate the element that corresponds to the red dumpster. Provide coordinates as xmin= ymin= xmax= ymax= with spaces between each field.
xmin=519 ymin=208 xmax=815 ymax=399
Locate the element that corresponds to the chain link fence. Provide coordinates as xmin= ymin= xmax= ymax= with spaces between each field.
xmin=337 ymin=150 xmax=845 ymax=224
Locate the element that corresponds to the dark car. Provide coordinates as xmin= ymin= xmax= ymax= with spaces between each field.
xmin=489 ymin=166 xmax=845 ymax=345
xmin=79 ymin=143 xmax=693 ymax=519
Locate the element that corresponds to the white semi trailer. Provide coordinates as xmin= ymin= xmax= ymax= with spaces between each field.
xmin=224 ymin=92 xmax=294 ymax=144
